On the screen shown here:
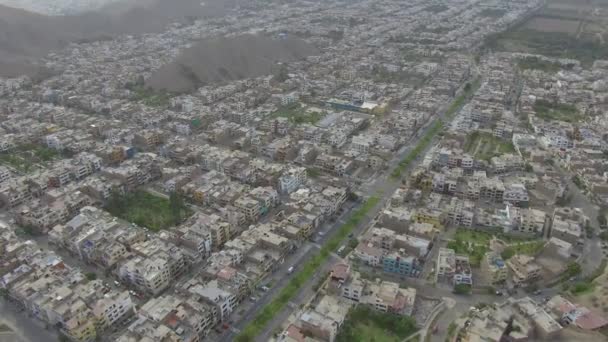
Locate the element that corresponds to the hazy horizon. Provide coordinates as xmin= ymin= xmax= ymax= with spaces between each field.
xmin=0 ymin=0 xmax=125 ymax=15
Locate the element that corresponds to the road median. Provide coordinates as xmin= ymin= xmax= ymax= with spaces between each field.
xmin=236 ymin=196 xmax=380 ymax=342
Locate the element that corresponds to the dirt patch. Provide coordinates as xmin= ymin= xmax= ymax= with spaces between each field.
xmin=524 ymin=17 xmax=580 ymax=34
xmin=573 ymin=265 xmax=608 ymax=316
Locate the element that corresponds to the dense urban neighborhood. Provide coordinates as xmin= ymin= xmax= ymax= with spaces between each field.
xmin=2 ymin=0 xmax=608 ymax=341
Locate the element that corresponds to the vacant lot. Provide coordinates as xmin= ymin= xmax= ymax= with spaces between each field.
xmin=0 ymin=144 xmax=61 ymax=173
xmin=105 ymin=191 xmax=192 ymax=231
xmin=524 ymin=17 xmax=579 ymax=34
xmin=533 ymin=100 xmax=582 ymax=122
xmin=572 ymin=261 xmax=608 ymax=315
xmin=463 ymin=131 xmax=516 ymax=162
xmin=336 ymin=306 xmax=417 ymax=342
xmin=485 ymin=0 xmax=608 ymax=66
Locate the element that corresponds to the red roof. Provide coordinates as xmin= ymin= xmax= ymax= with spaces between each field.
xmin=286 ymin=324 xmax=306 ymax=342
xmin=330 ymin=263 xmax=350 ymax=281
xmin=216 ymin=267 xmax=237 ymax=281
xmin=575 ymin=309 xmax=608 ymax=330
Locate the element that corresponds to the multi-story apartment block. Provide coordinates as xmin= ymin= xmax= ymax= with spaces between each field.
xmin=507 ymin=254 xmax=542 ymax=286
xmin=278 ymin=166 xmax=307 ymax=194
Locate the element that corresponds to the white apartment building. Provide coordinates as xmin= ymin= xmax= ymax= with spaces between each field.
xmin=278 ymin=167 xmax=307 ymax=194
xmin=93 ymin=291 xmax=136 ymax=328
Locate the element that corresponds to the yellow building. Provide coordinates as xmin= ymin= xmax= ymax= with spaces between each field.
xmin=64 ymin=312 xmax=97 ymax=342
xmin=109 ymin=147 xmax=125 ymax=164
xmin=193 ymin=187 xmax=205 ymax=203
xmin=414 ymin=208 xmax=443 ymax=229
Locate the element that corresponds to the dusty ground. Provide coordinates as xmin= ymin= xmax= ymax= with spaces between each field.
xmin=571 ymin=263 xmax=608 ymax=316
xmin=523 ymin=17 xmax=580 ymax=34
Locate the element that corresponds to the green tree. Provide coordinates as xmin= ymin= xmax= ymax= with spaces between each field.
xmin=464 ymin=82 xmax=472 ymax=92
xmin=453 ymin=283 xmax=472 ymax=295
xmin=85 ymin=272 xmax=97 ymax=281
xmin=273 ymin=64 xmax=289 ymax=83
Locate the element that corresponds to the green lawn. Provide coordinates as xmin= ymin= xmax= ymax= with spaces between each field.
xmin=306 ymin=168 xmax=321 ymax=178
xmin=236 ymin=196 xmax=380 ymax=342
xmin=132 ymin=86 xmax=171 ymax=107
xmin=447 ymin=239 xmax=487 ymax=267
xmin=533 ymin=100 xmax=581 ymax=123
xmin=105 ymin=191 xmax=191 ymax=231
xmin=0 ymin=144 xmax=61 ymax=173
xmin=463 ymin=131 xmax=516 ymax=161
xmin=271 ymin=103 xmax=324 ymax=124
xmin=454 ymin=230 xmax=493 ymax=245
xmin=336 ymin=306 xmax=417 ymax=342
xmin=449 ymin=229 xmax=541 ymax=266
xmin=448 ymin=230 xmax=493 ymax=267
xmin=350 ymin=323 xmax=400 ymax=342
xmin=501 ymin=241 xmax=545 ymax=260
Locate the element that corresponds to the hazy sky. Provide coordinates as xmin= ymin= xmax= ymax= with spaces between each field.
xmin=0 ymin=0 xmax=122 ymax=15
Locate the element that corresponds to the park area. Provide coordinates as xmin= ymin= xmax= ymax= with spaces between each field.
xmin=335 ymin=306 xmax=418 ymax=342
xmin=463 ymin=131 xmax=515 ymax=162
xmin=105 ymin=190 xmax=192 ymax=231
xmin=0 ymin=144 xmax=61 ymax=173
xmin=447 ymin=230 xmax=491 ymax=266
xmin=500 ymin=240 xmax=546 ymax=260
xmin=270 ymin=103 xmax=325 ymax=124
xmin=533 ymin=100 xmax=581 ymax=123
xmin=447 ymin=229 xmax=543 ymax=266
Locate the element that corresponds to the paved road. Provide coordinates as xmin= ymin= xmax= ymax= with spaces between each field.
xmin=223 ymin=74 xmax=481 ymax=341
xmin=219 ymin=207 xmax=354 ymax=341
xmin=558 ymin=166 xmax=604 ymax=276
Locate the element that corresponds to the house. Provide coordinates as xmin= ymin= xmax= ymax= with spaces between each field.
xmin=507 ymin=254 xmax=541 ymax=286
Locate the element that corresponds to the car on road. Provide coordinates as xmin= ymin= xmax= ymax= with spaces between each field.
xmin=287 ymin=266 xmax=294 ymax=274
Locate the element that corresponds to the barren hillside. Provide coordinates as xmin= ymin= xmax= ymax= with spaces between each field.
xmin=0 ymin=0 xmax=237 ymax=78
xmin=145 ymin=34 xmax=318 ymax=93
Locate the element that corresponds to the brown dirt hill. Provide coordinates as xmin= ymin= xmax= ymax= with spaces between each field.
xmin=145 ymin=34 xmax=318 ymax=93
xmin=0 ymin=0 xmax=237 ymax=78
